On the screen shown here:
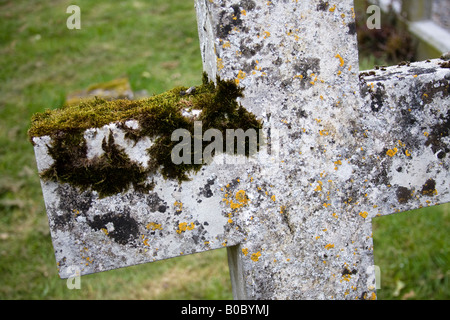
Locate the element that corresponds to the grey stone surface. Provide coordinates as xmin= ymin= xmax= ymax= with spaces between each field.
xmin=32 ymin=0 xmax=449 ymax=300
xmin=195 ymin=0 xmax=449 ymax=300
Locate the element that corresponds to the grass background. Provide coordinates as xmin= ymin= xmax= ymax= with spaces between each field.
xmin=0 ymin=0 xmax=448 ymax=300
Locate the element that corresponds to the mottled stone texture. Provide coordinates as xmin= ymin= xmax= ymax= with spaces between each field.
xmin=32 ymin=0 xmax=449 ymax=300
xmin=196 ymin=0 xmax=449 ymax=300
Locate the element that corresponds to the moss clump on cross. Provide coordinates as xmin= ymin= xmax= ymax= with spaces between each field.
xmin=28 ymin=73 xmax=262 ymax=198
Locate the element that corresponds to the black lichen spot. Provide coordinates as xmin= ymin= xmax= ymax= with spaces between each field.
xmin=57 ymin=184 xmax=94 ymax=215
xmin=342 ymin=267 xmax=357 ymax=276
xmin=199 ymin=178 xmax=215 ymax=198
xmin=146 ymin=192 xmax=167 ymax=213
xmin=227 ymin=177 xmax=241 ymax=190
xmin=425 ymin=110 xmax=449 ymax=158
xmin=369 ymin=83 xmax=387 ymax=112
xmin=240 ymin=40 xmax=263 ymax=59
xmin=317 ymin=0 xmax=329 ymax=11
xmin=52 ymin=184 xmax=94 ymax=231
xmin=347 ymin=22 xmax=356 ymax=35
xmin=88 ymin=210 xmax=139 ymax=246
xmin=241 ymin=0 xmax=256 ymax=11
xmin=216 ymin=4 xmax=243 ymax=40
xmin=421 ymin=179 xmax=437 ymax=197
xmin=421 ymin=79 xmax=450 ymax=105
xmin=396 ymin=186 xmax=412 ymax=204
xmin=411 ymin=67 xmax=437 ymax=76
xmin=52 ymin=212 xmax=74 ymax=232
xmin=293 ymin=58 xmax=321 ymax=90
xmin=372 ymin=165 xmax=389 ymax=186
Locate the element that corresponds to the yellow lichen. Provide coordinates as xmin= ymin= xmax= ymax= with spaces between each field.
xmin=359 ymin=211 xmax=369 ymax=219
xmin=224 ymin=189 xmax=249 ymax=210
xmin=237 ymin=70 xmax=246 ymax=81
xmin=335 ymin=53 xmax=344 ymax=66
xmin=146 ymin=222 xmax=163 ymax=231
xmin=341 ymin=274 xmax=351 ymax=282
xmin=386 ymin=148 xmax=398 ymax=157
xmin=334 ymin=159 xmax=342 ymax=170
xmin=174 ymin=201 xmax=183 ymax=212
xmin=217 ymin=57 xmax=224 ymax=70
xmin=325 ymin=244 xmax=335 ymax=250
xmin=176 ymin=222 xmax=195 ymax=234
xmin=251 ymin=251 xmax=262 ymax=262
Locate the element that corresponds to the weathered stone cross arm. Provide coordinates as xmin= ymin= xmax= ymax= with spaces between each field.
xmin=30 ymin=0 xmax=449 ymax=300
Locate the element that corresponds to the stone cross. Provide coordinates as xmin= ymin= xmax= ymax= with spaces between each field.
xmin=31 ymin=0 xmax=449 ymax=300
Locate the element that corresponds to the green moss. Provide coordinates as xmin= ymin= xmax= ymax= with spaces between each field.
xmin=41 ymin=130 xmax=153 ymax=198
xmin=29 ymin=73 xmax=262 ymax=197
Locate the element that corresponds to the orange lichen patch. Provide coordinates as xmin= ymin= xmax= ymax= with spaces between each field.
xmin=359 ymin=211 xmax=369 ymax=219
xmin=405 ymin=149 xmax=411 ymax=157
xmin=146 ymin=222 xmax=163 ymax=231
xmin=386 ymin=148 xmax=398 ymax=157
xmin=223 ymin=190 xmax=250 ymax=210
xmin=217 ymin=57 xmax=224 ymax=70
xmin=314 ymin=180 xmax=323 ymax=192
xmin=271 ymin=195 xmax=276 ymax=202
xmin=242 ymin=248 xmax=249 ymax=256
xmin=341 ymin=274 xmax=351 ymax=282
xmin=334 ymin=160 xmax=342 ymax=170
xmin=176 ymin=222 xmax=195 ymax=234
xmin=174 ymin=201 xmax=183 ymax=212
xmin=325 ymin=244 xmax=335 ymax=250
xmin=363 ymin=292 xmax=377 ymax=300
xmin=237 ymin=70 xmax=246 ymax=81
xmin=251 ymin=251 xmax=262 ymax=262
xmin=329 ymin=4 xmax=336 ymax=12
xmin=335 ymin=53 xmax=344 ymax=67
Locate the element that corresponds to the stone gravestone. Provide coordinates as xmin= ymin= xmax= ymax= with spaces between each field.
xmin=29 ymin=0 xmax=449 ymax=300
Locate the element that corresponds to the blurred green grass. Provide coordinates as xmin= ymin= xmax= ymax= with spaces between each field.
xmin=0 ymin=0 xmax=448 ymax=300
